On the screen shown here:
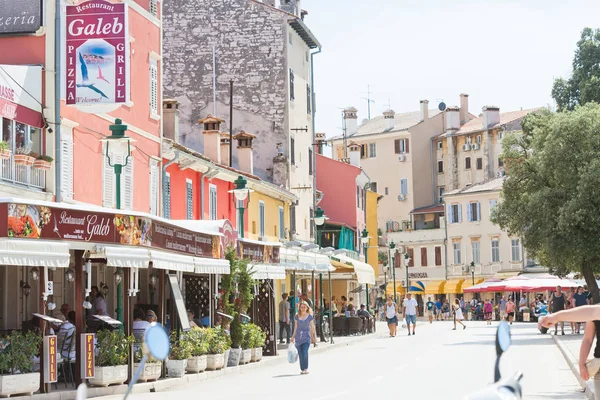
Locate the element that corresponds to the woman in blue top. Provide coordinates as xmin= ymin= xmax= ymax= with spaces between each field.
xmin=291 ymin=301 xmax=316 ymax=374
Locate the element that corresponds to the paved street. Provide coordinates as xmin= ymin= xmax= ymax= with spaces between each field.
xmin=108 ymin=321 xmax=585 ymax=400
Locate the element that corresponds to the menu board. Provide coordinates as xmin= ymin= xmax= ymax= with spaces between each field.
xmin=168 ymin=274 xmax=191 ymax=331
xmin=239 ymin=240 xmax=281 ymax=264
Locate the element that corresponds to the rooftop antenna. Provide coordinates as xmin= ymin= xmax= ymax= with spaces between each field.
xmin=384 ymin=99 xmax=392 ymax=110
xmin=361 ymin=85 xmax=375 ymax=120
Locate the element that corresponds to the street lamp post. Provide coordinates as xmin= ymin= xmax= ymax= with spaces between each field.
xmin=314 ymin=207 xmax=327 ymax=246
xmin=361 ymin=228 xmax=371 ymax=311
xmin=101 ymin=118 xmax=135 ymax=325
xmin=389 ymin=241 xmax=397 ymax=303
xmin=470 ymin=261 xmax=475 ymax=286
xmin=404 ymin=252 xmax=411 ymax=297
xmin=313 ymin=207 xmax=328 ymax=342
xmin=229 ymin=176 xmax=253 ymax=238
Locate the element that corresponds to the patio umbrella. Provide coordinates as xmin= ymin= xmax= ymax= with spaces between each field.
xmin=463 ymin=279 xmax=501 ymax=293
xmin=521 ymin=278 xmax=578 ymax=291
xmin=409 ymin=281 xmax=425 ymax=294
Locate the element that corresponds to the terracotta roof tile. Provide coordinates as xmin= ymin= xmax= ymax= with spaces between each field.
xmin=452 ymin=108 xmax=542 ymax=136
xmin=445 ymin=177 xmax=505 ymax=196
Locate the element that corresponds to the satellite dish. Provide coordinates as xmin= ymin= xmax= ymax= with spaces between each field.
xmin=438 ymin=102 xmax=447 ymax=111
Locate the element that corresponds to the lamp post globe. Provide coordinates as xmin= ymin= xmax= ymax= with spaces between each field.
xmin=470 ymin=261 xmax=475 ymax=285
xmin=229 ymin=176 xmax=254 ymax=238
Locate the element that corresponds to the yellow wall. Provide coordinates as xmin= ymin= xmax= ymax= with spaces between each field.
xmin=366 ymin=190 xmax=379 ymax=275
xmin=246 ymin=190 xmax=290 ymax=242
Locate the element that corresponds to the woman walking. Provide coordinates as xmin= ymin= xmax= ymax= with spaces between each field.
xmin=385 ymin=296 xmax=398 ymax=337
xmin=484 ymin=299 xmax=493 ymax=325
xmin=291 ymin=301 xmax=316 ymax=375
xmin=452 ymin=298 xmax=466 ymax=330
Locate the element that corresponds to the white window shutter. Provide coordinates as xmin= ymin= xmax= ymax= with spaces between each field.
xmin=102 ymin=152 xmax=116 ymax=208
xmin=448 ymin=204 xmax=454 ymax=223
xmin=149 ymin=59 xmax=158 ymax=114
xmin=186 ymin=180 xmax=193 ymax=219
xmin=149 ymin=161 xmax=159 ymax=215
xmin=466 ymin=203 xmax=472 ymax=222
xmin=121 ymin=155 xmax=134 ymax=210
xmin=60 ymin=132 xmax=74 ymax=200
xmin=458 ymin=204 xmax=463 ymax=223
xmin=164 ymin=174 xmax=171 ymax=219
xmin=476 ymin=202 xmax=481 ymax=221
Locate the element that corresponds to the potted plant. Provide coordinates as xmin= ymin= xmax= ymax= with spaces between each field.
xmin=206 ymin=328 xmax=227 ymax=371
xmin=229 ymin=253 xmax=255 ymax=366
xmin=249 ymin=324 xmax=266 ymax=362
xmin=186 ymin=329 xmax=209 ymax=373
xmin=13 ymin=147 xmax=34 ymax=167
xmin=0 ymin=331 xmax=42 ymax=397
xmin=33 ymin=155 xmax=53 ymax=171
xmin=133 ymin=340 xmax=162 ymax=382
xmin=0 ymin=141 xmax=11 ymax=160
xmin=522 ymin=307 xmax=531 ymax=322
xmin=89 ymin=330 xmax=133 ymax=387
xmin=167 ymin=332 xmax=192 ymax=378
xmin=239 ymin=324 xmax=252 ymax=365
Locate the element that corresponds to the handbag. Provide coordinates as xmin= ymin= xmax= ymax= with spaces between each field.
xmin=586 ymin=358 xmax=600 ymax=378
xmin=287 ymin=344 xmax=298 ymax=364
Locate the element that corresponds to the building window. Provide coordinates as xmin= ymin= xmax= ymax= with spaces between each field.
xmin=360 ymin=188 xmax=365 ymax=210
xmin=491 ymin=239 xmax=500 ymax=262
xmin=150 ymin=58 xmax=158 ymax=115
xmin=209 ymin=184 xmax=217 ymax=220
xmin=186 ymin=179 xmax=193 ymax=220
xmin=259 ymin=201 xmax=265 ymax=237
xmin=360 ymin=143 xmax=367 ymax=159
xmin=437 ymin=160 xmax=444 ymax=173
xmin=290 ymin=204 xmax=296 ymax=236
xmin=465 ymin=157 xmax=471 ymax=169
xmin=498 ymin=131 xmax=504 ymax=140
xmin=279 ymin=207 xmax=285 ymax=240
xmin=371 ymin=182 xmax=377 ymax=193
xmin=420 ymin=247 xmax=428 ymax=267
xmin=306 ymin=84 xmax=311 ymax=114
xmin=437 ymin=141 xmax=443 ymax=150
xmin=289 ymin=69 xmax=295 ymax=101
xmin=369 ymin=143 xmax=376 ymax=158
xmin=511 ymin=239 xmax=521 ymax=262
xmin=472 ymin=241 xmax=480 ymax=264
xmin=438 ymin=187 xmax=445 ymax=203
xmin=394 ymin=138 xmax=409 ymax=154
xmin=308 ymin=148 xmax=313 ymax=175
xmin=164 ymin=173 xmax=171 ymax=219
xmin=385 ymin=187 xmax=389 ymax=195
xmin=467 ymin=202 xmax=481 ymax=222
xmin=489 ymin=199 xmax=498 ymax=218
xmin=2 ymin=118 xmax=42 ymax=159
xmin=400 ymin=178 xmax=408 ymax=195
xmin=407 ymin=248 xmax=414 ymax=267
xmin=149 ymin=160 xmax=159 ymax=215
xmin=290 ymin=137 xmax=295 ymax=165
xmin=448 ymin=203 xmax=462 ymax=223
xmin=435 ymin=246 xmax=442 ymax=266
xmin=465 ymin=136 xmax=472 ymax=144
xmin=309 ymin=207 xmax=314 ymax=238
xmin=498 ymin=158 xmax=504 ymax=168
xmin=453 ymin=242 xmax=462 ymax=264
xmin=476 ymin=158 xmax=483 ymax=170
xmin=476 ymin=135 xmax=482 ymax=143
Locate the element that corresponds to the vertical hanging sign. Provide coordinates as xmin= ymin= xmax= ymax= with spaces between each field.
xmin=43 ymin=335 xmax=58 ymax=383
xmin=65 ymin=0 xmax=129 ymax=105
xmin=80 ymin=333 xmax=96 ymax=378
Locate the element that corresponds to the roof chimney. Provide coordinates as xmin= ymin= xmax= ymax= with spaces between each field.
xmin=347 ymin=141 xmax=361 ymax=168
xmin=234 ymin=130 xmax=256 ymax=175
xmin=262 ymin=0 xmax=275 ymax=6
xmin=343 ymin=107 xmax=358 ymax=136
xmin=482 ymin=106 xmax=500 ymax=129
xmin=459 ymin=94 xmax=469 ymax=124
xmin=280 ymin=0 xmax=301 ymax=17
xmin=445 ymin=106 xmax=460 ymax=131
xmin=420 ymin=100 xmax=429 ymax=121
xmin=163 ymin=99 xmax=180 ymax=142
xmin=198 ymin=114 xmax=224 ymax=163
xmin=220 ymin=133 xmax=231 ymax=166
xmin=315 ymin=132 xmax=326 ymax=155
xmin=383 ymin=109 xmax=395 ymax=131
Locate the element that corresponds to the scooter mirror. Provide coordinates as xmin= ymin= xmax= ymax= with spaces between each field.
xmin=496 ymin=321 xmax=511 ymax=356
xmin=144 ymin=323 xmax=170 ymax=361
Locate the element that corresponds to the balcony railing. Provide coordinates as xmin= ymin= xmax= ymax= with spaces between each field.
xmin=0 ymin=156 xmax=46 ymax=190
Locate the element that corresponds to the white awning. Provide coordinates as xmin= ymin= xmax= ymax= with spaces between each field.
xmin=194 ymin=257 xmax=230 ymax=275
xmin=149 ymin=250 xmax=195 ymax=272
xmin=251 ymin=264 xmax=287 ymax=280
xmin=0 ymin=239 xmax=70 ymax=268
xmin=336 ymin=255 xmax=376 ymax=285
xmin=315 ymin=254 xmax=335 ymax=273
xmin=104 ymin=246 xmax=150 ymax=269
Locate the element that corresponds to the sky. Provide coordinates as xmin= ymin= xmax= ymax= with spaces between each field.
xmin=303 ymin=0 xmax=600 ymax=145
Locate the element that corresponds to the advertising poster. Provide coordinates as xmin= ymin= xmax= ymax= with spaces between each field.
xmin=43 ymin=335 xmax=58 ymax=383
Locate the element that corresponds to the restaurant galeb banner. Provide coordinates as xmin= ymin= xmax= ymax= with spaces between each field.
xmin=65 ymin=0 xmax=129 ymax=105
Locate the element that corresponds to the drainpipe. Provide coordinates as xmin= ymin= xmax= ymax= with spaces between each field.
xmin=162 ymin=150 xmax=179 ymax=217
xmin=430 ymin=139 xmax=435 ymax=205
xmin=54 ymin=0 xmax=62 ymax=202
xmin=443 ymin=199 xmax=449 ymax=281
xmin=310 ymin=47 xmax=322 ymax=244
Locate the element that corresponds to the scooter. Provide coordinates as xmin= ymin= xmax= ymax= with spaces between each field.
xmin=465 ymin=321 xmax=523 ymax=400
xmin=75 ymin=323 xmax=171 ymax=400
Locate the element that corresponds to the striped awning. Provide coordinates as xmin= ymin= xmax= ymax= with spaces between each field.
xmin=462 ymin=277 xmax=485 ymax=291
xmin=444 ymin=278 xmax=465 ymax=294
xmin=424 ymin=280 xmax=446 ymax=295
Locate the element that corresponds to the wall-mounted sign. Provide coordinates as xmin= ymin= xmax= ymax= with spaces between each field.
xmin=408 ymin=272 xmax=428 ymax=279
xmin=65 ymin=0 xmax=129 ymax=105
xmin=46 ymin=281 xmax=54 ymax=295
xmin=238 ymin=239 xmax=280 ymax=264
xmin=80 ymin=333 xmax=95 ymax=379
xmin=0 ymin=0 xmax=42 ymax=35
xmin=0 ymin=65 xmax=43 ymax=127
xmin=43 ymin=335 xmax=58 ymax=383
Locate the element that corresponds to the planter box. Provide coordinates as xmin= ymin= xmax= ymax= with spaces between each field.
xmin=251 ymin=347 xmax=263 ymax=362
xmin=186 ymin=355 xmax=207 ymax=373
xmin=33 ymin=160 xmax=52 ymax=171
xmin=206 ymin=354 xmax=225 ymax=371
xmin=227 ymin=348 xmax=241 ymax=367
xmin=239 ymin=349 xmax=252 ymax=365
xmin=134 ymin=361 xmax=162 ymax=382
xmin=167 ymin=359 xmax=187 ymax=378
xmin=223 ymin=349 xmax=230 ymax=369
xmin=13 ymin=154 xmax=35 ymax=167
xmin=0 ymin=372 xmax=39 ymax=397
xmin=523 ymin=312 xmax=531 ymax=322
xmin=467 ymin=312 xmax=472 ymax=321
xmin=89 ymin=365 xmax=128 ymax=387
xmin=0 ymin=150 xmax=11 ymax=161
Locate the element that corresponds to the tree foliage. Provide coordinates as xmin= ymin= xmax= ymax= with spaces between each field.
xmin=491 ymin=104 xmax=600 ymax=302
xmin=553 ymin=28 xmax=600 ymax=111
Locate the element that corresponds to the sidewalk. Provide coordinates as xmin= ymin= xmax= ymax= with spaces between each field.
xmin=16 ymin=322 xmax=385 ymax=400
xmin=553 ymin=331 xmax=595 ymax=399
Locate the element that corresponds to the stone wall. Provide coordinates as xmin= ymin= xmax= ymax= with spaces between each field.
xmin=163 ymin=0 xmax=288 ymax=180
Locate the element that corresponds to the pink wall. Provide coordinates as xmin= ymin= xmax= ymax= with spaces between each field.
xmin=316 ymin=154 xmax=360 ymax=228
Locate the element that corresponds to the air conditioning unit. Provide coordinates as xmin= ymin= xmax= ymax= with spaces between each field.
xmin=496 ymin=170 xmax=506 ymax=178
xmin=398 ymin=154 xmax=406 ymax=162
xmin=397 ymin=194 xmax=407 ymax=201
xmin=471 ymin=143 xmax=480 ymax=150
xmin=258 ymin=236 xmax=266 ymax=241
xmin=462 ymin=144 xmax=472 ymax=151
xmin=462 ymin=264 xmax=471 ymax=272
xmin=397 ymin=246 xmax=405 ymax=253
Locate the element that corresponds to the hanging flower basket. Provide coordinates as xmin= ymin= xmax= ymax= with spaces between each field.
xmin=14 ymin=154 xmax=35 ymax=167
xmin=33 ymin=160 xmax=52 ymax=171
xmin=0 ymin=149 xmax=11 ymax=160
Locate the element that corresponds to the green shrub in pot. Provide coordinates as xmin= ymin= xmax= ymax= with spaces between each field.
xmin=96 ymin=330 xmax=134 ymax=367
xmin=186 ymin=329 xmax=209 ymax=357
xmin=0 ymin=332 xmax=42 ymax=375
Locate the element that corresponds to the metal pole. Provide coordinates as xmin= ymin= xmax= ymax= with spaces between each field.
xmin=405 ymin=258 xmax=409 ymax=299
xmin=229 ymin=80 xmax=233 ymax=167
xmin=472 ymin=270 xmax=475 ymax=286
xmin=115 ymin=164 xmax=124 ymax=324
xmin=240 ymin=206 xmax=245 ymax=238
xmin=291 ymin=270 xmax=296 ymax=333
xmin=54 ymin=0 xmax=62 ymax=203
xmin=392 ymin=252 xmax=397 ymax=304
xmin=364 ymin=243 xmax=369 ymax=311
xmin=328 ymin=270 xmax=334 ymax=344
xmin=319 ymin=273 xmax=326 ymax=342
xmin=311 ymin=271 xmax=315 ymax=310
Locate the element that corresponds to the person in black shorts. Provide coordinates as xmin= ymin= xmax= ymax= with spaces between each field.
xmin=549 ymin=285 xmax=567 ymax=335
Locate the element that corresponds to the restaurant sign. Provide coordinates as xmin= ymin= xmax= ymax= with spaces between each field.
xmin=409 ymin=272 xmax=428 ymax=279
xmin=238 ymin=240 xmax=280 ymax=264
xmin=43 ymin=335 xmax=58 ymax=383
xmin=81 ymin=333 xmax=95 ymax=378
xmin=0 ymin=0 xmax=42 ymax=35
xmin=0 ymin=203 xmax=219 ymax=258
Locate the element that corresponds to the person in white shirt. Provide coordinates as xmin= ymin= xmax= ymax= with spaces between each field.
xmin=57 ymin=311 xmax=76 ymax=359
xmin=403 ymin=293 xmax=418 ymax=336
xmin=132 ymin=308 xmax=151 ymax=349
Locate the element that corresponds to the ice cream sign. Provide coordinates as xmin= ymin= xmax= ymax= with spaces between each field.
xmin=65 ymin=0 xmax=129 ymax=105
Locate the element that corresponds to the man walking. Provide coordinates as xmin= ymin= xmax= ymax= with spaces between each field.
xmin=279 ymin=293 xmax=291 ymax=344
xmin=403 ymin=293 xmax=418 ymax=335
xmin=426 ymin=297 xmax=435 ymax=324
xmin=435 ymin=299 xmax=442 ymax=321
xmin=549 ymin=285 xmax=567 ymax=335
xmin=572 ymin=286 xmax=589 ymax=334
xmin=499 ymin=296 xmax=508 ymax=321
